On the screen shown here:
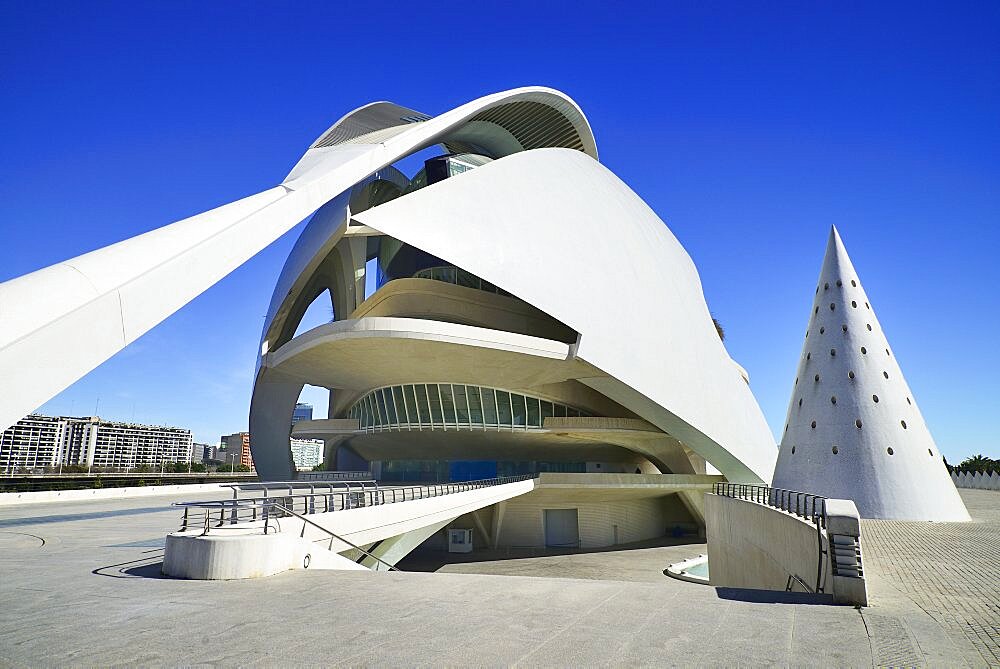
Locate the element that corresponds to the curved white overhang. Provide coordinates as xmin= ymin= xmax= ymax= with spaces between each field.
xmin=0 ymin=87 xmax=593 ymax=434
xmin=351 ymin=149 xmax=777 ymax=483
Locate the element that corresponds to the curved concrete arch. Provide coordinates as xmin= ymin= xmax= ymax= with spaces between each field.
xmin=0 ymin=87 xmax=592 ymax=434
xmin=350 ymin=149 xmax=777 ymax=483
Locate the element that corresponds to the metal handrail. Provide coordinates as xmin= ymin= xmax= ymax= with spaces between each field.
xmin=176 ymin=474 xmax=537 ymax=532
xmin=712 ymin=482 xmax=827 ymax=528
xmin=712 ymin=481 xmax=829 ymax=594
xmin=268 ymin=501 xmax=400 ymax=572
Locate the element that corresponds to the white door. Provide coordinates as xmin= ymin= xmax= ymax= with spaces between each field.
xmin=544 ymin=509 xmax=579 ymax=548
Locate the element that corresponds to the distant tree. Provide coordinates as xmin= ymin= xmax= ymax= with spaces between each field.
xmin=712 ymin=317 xmax=725 ymax=342
xmin=956 ymin=454 xmax=999 ymax=475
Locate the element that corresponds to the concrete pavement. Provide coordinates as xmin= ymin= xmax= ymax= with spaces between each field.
xmin=0 ymin=488 xmax=995 ymax=666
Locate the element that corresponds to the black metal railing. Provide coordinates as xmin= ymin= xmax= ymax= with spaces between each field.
xmin=713 ymin=482 xmax=827 ymax=529
xmin=176 ymin=474 xmax=537 ymax=533
xmin=712 ymin=482 xmax=829 ymax=594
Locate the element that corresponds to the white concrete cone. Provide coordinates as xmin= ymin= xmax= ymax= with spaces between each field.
xmin=771 ymin=227 xmax=970 ymax=521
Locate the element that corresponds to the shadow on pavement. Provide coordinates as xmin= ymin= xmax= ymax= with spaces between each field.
xmin=714 ymin=587 xmax=835 ymax=606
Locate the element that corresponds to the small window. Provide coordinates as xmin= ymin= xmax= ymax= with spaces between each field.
xmin=906 ymin=397 xmax=912 ymax=405
xmin=883 ymin=371 xmax=889 ymax=379
xmin=836 ymin=280 xmax=842 ymax=287
xmin=467 ymin=386 xmax=484 ymax=423
xmin=427 ymin=385 xmax=444 ymax=424
xmin=795 ymin=377 xmax=799 ymax=385
xmin=832 ymin=446 xmax=839 ymax=455
xmin=791 ymin=446 xmax=796 ymax=454
xmin=928 ymin=449 xmax=933 ymax=457
xmin=849 ymin=371 xmax=855 ymax=379
xmin=452 ymin=385 xmax=470 ymax=425
xmin=856 ymin=419 xmax=863 ymax=429
xmin=510 ymin=393 xmax=527 ymax=427
xmin=851 ymin=279 xmax=857 ymax=287
xmin=842 ymin=324 xmax=848 ymax=333
xmin=830 ymin=348 xmax=836 ymax=357
xmin=404 ymin=385 xmax=420 ymax=423
xmin=526 ymin=397 xmax=541 ymax=427
xmin=814 ymin=306 xmax=819 ymax=315
xmin=867 ymin=324 xmax=872 ymax=331
xmin=886 ymin=349 xmax=890 ymax=356
xmin=830 ymin=396 xmax=837 ymax=405
xmin=798 ymin=398 xmax=803 ymax=407
xmin=439 ymin=384 xmax=457 ymax=424
xmin=901 ymin=420 xmax=907 ymax=429
xmin=861 ymin=347 xmax=867 ymax=355
xmin=416 ymin=385 xmax=432 ymax=425
xmin=824 ymin=282 xmax=829 ymax=290
xmin=820 ymin=327 xmax=825 ymax=334
xmin=814 ymin=374 xmax=820 ymax=382
xmin=851 ymin=300 xmax=858 ymax=308
xmin=829 ymin=303 xmax=836 ymax=311
xmin=865 ymin=302 xmax=870 ymax=309
xmin=873 ymin=394 xmax=879 ymax=403
xmin=807 ymin=352 xmax=811 ymax=360
xmin=481 ymin=388 xmax=498 ymax=425
xmin=887 ymin=447 xmax=894 ymax=455
xmin=496 ymin=391 xmax=512 ymax=425
xmin=811 ymin=420 xmax=817 ymax=429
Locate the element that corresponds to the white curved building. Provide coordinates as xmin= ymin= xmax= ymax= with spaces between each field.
xmin=0 ymin=88 xmax=779 ymax=547
xmin=771 ymin=227 xmax=969 ymax=521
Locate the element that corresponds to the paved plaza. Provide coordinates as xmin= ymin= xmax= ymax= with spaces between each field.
xmin=0 ymin=489 xmax=996 ymax=667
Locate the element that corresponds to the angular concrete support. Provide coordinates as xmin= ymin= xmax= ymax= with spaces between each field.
xmin=360 ymin=520 xmax=450 ymax=571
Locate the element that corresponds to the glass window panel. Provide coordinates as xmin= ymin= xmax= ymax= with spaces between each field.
xmin=456 ymin=270 xmax=478 ymax=289
xmin=555 ymin=403 xmax=567 ymax=418
xmin=481 ymin=388 xmax=498 ymax=425
xmin=540 ymin=401 xmax=554 ymax=422
xmin=376 ymin=390 xmax=388 ymax=426
xmin=496 ymin=391 xmax=512 ymax=425
xmin=439 ymin=384 xmax=457 ymax=424
xmin=441 ymin=267 xmax=456 ymax=284
xmin=467 ymin=386 xmax=484 ymax=424
xmin=568 ymin=408 xmax=579 ymax=418
xmin=428 ymin=385 xmax=444 ymax=424
xmin=526 ymin=397 xmax=540 ymax=427
xmin=511 ymin=394 xmax=527 ymax=426
xmin=404 ymin=385 xmax=419 ymax=423
xmin=392 ymin=386 xmax=408 ymax=424
xmin=383 ymin=388 xmax=398 ymax=424
xmin=453 ymin=385 xmax=471 ymax=424
xmin=415 ymin=385 xmax=431 ymax=425
xmin=364 ymin=395 xmax=375 ymax=427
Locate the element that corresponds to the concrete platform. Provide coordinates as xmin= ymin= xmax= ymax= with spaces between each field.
xmin=0 ymin=489 xmax=995 ymax=666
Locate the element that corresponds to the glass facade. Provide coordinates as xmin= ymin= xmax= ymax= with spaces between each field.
xmin=375 ymin=459 xmax=587 ymax=483
xmin=347 ymin=384 xmax=589 ymax=432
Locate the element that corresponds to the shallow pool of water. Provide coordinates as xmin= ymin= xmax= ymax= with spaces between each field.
xmin=684 ymin=560 xmax=709 ymax=578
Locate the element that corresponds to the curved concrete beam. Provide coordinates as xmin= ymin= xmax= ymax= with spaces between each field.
xmin=0 ymin=87 xmax=592 ymax=433
xmin=352 ymin=149 xmax=777 ymax=483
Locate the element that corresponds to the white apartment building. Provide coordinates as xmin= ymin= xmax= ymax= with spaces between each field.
xmin=1 ymin=414 xmax=193 ymax=473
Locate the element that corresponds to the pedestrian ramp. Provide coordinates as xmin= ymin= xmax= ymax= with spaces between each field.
xmin=162 ymin=475 xmax=535 ymax=579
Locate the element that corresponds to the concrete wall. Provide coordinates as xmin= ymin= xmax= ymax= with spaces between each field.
xmin=494 ymin=494 xmax=694 ymax=548
xmin=706 ymin=494 xmax=867 ymax=605
xmin=952 ymin=471 xmax=1000 ymax=490
xmin=0 ymin=482 xmax=228 ymax=507
xmin=706 ymin=494 xmax=826 ymax=594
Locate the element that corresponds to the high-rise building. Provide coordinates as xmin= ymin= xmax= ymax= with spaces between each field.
xmin=221 ymin=432 xmax=254 ymax=470
xmin=1 ymin=414 xmax=193 ymax=473
xmin=292 ymin=403 xmax=313 ymax=424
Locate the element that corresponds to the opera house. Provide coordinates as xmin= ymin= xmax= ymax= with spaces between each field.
xmin=243 ymin=88 xmax=779 ymax=548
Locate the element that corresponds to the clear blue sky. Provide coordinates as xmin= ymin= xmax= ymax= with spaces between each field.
xmin=1 ymin=2 xmax=997 ymax=462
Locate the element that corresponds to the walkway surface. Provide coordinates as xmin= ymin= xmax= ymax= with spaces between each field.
xmin=860 ymin=489 xmax=999 ymax=667
xmin=0 ymin=487 xmax=995 ymax=666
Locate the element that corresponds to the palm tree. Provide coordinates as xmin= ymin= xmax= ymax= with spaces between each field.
xmin=712 ymin=317 xmax=725 ymax=342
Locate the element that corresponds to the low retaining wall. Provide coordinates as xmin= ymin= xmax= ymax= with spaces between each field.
xmin=706 ymin=494 xmax=867 ymax=605
xmin=951 ymin=471 xmax=1000 ymax=490
xmin=0 ymin=482 xmax=229 ymax=507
